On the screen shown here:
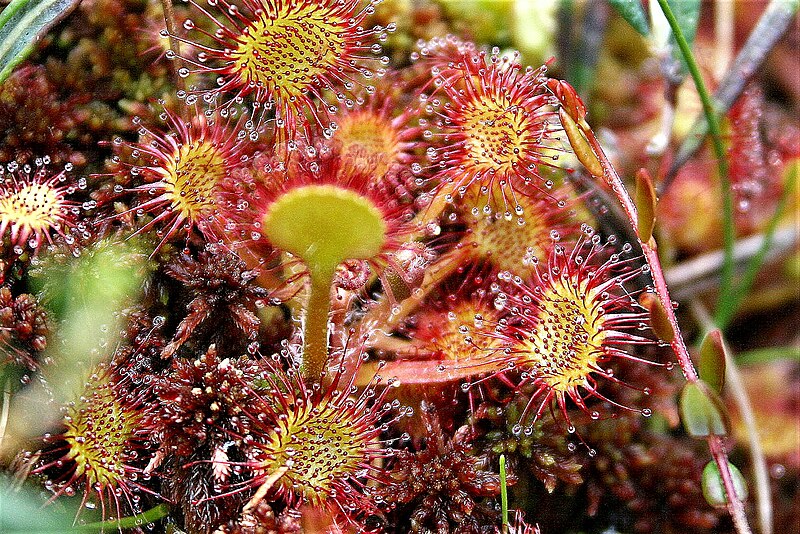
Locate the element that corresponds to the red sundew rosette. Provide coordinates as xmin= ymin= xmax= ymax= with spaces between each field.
xmin=432 ymin=181 xmax=581 ymax=281
xmin=171 ymin=0 xmax=393 ymax=141
xmin=488 ymin=229 xmax=660 ymax=429
xmin=322 ymin=73 xmax=426 ymax=182
xmin=109 ymin=106 xmax=252 ymax=254
xmin=0 ymin=164 xmax=80 ymax=257
xmin=31 ymin=363 xmax=159 ymax=522
xmin=411 ymin=35 xmax=481 ymax=79
xmin=414 ymin=39 xmax=564 ymax=219
xmin=378 ymin=280 xmax=509 ymax=386
xmin=355 ymin=176 xmax=582 ymax=343
xmin=195 ymin=348 xmax=404 ymax=525
xmin=219 ymin=148 xmax=418 ymax=382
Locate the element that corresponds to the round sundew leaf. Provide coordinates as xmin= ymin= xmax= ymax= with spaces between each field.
xmin=701 ymin=460 xmax=748 ymax=508
xmin=263 ymin=184 xmax=387 ymax=277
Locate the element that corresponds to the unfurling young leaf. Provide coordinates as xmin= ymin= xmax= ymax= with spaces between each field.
xmin=638 ymin=292 xmax=674 ymax=342
xmin=635 ymin=168 xmax=657 ymax=244
xmin=699 ymin=329 xmax=727 ymax=394
xmin=558 ymin=108 xmax=603 ymax=177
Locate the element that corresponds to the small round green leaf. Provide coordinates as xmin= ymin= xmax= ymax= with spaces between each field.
xmin=679 ymin=381 xmax=730 ymax=438
xmin=702 ymin=460 xmax=748 ymax=508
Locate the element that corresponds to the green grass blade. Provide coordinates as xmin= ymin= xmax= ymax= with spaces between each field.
xmin=75 ymin=504 xmax=170 ymax=531
xmin=737 ymin=346 xmax=800 ymax=366
xmin=655 ymin=0 xmax=736 ymax=328
xmin=0 ymin=0 xmax=80 ymax=85
xmin=665 ymin=0 xmax=700 ymax=74
xmin=608 ymin=0 xmax=650 ymax=35
xmin=500 ymin=454 xmax=509 ymax=533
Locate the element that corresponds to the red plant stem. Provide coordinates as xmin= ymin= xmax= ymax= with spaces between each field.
xmin=576 ymin=119 xmax=751 ymax=533
xmin=578 ymin=122 xmax=697 ymax=380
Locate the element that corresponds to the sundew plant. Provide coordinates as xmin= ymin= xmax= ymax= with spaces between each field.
xmin=0 ymin=1 xmax=798 ymax=533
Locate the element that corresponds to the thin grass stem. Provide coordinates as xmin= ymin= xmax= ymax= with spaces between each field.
xmin=737 ymin=347 xmax=800 ymax=366
xmin=656 ymin=4 xmax=753 ymax=531
xmin=716 ymin=164 xmax=798 ymax=329
xmin=500 ymin=454 xmax=509 ymax=534
xmin=655 ymin=0 xmax=736 ymax=329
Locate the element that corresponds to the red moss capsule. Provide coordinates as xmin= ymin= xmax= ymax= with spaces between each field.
xmin=376 ymin=402 xmax=504 ymax=532
xmin=148 ymin=345 xmax=259 ymax=458
xmin=0 ymin=287 xmax=48 ymax=370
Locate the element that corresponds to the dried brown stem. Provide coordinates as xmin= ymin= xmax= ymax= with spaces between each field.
xmin=665 ymin=226 xmax=798 ymax=300
xmin=160 ymin=0 xmax=186 ymax=94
